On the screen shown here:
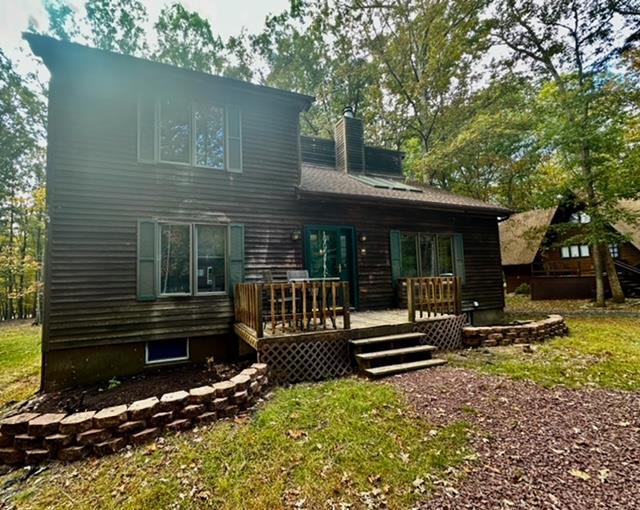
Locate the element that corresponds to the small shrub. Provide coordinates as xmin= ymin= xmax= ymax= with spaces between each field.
xmin=107 ymin=377 xmax=121 ymax=390
xmin=514 ymin=283 xmax=531 ymax=295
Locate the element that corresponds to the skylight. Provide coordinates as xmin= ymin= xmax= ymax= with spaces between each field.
xmin=352 ymin=174 xmax=423 ymax=193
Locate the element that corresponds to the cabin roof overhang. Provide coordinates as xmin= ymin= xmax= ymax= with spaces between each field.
xmin=24 ymin=32 xmax=315 ymax=112
xmin=298 ymin=165 xmax=512 ymax=217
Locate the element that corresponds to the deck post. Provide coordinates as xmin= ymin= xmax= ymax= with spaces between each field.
xmin=255 ymin=283 xmax=264 ymax=339
xmin=407 ymin=278 xmax=416 ymax=322
xmin=342 ymin=282 xmax=351 ymax=329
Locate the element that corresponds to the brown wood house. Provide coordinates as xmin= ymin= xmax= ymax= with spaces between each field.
xmin=27 ymin=34 xmax=510 ymax=390
xmin=500 ymin=202 xmax=640 ymax=300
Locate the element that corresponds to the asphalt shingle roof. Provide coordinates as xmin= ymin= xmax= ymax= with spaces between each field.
xmin=299 ymin=164 xmax=511 ymax=214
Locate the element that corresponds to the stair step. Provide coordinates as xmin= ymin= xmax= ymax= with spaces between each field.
xmin=364 ymin=358 xmax=447 ymax=378
xmin=356 ymin=344 xmax=436 ymax=361
xmin=349 ymin=332 xmax=425 ymax=347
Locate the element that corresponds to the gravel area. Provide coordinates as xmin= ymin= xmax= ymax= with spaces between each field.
xmin=391 ymin=367 xmax=640 ymax=509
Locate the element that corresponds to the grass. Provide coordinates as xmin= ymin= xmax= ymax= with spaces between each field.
xmin=505 ymin=294 xmax=640 ymax=314
xmin=0 ymin=321 xmax=41 ymax=409
xmin=7 ymin=379 xmax=471 ymax=510
xmin=450 ymin=317 xmax=640 ymax=391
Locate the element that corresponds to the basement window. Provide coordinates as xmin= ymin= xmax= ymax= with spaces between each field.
xmin=145 ymin=338 xmax=189 ymax=364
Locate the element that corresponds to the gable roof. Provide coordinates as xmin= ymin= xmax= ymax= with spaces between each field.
xmin=499 ymin=207 xmax=558 ymax=265
xmin=299 ymin=164 xmax=512 ymax=214
xmin=24 ymin=33 xmax=314 ymax=110
xmin=613 ymin=199 xmax=640 ymax=251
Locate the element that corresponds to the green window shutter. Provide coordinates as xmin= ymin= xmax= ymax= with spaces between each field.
xmin=228 ymin=224 xmax=245 ymax=296
xmin=137 ymin=220 xmax=157 ymax=301
xmin=453 ymin=233 xmax=465 ymax=284
xmin=226 ymin=106 xmax=242 ymax=173
xmin=390 ymin=230 xmax=401 ymax=287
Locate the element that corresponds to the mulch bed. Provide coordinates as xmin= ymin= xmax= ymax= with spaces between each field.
xmin=390 ymin=367 xmax=640 ymax=509
xmin=19 ymin=361 xmax=251 ymax=415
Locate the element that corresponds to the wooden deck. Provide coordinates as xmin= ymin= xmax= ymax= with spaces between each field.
xmin=235 ymin=308 xmax=453 ymax=348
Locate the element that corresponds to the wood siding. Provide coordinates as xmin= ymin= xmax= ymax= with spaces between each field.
xmin=296 ymin=200 xmax=505 ymax=311
xmin=44 ymin=60 xmax=505 ymax=362
xmin=44 ymin=65 xmax=307 ymax=353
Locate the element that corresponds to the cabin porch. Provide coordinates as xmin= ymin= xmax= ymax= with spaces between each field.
xmin=233 ymin=278 xmax=466 ymax=383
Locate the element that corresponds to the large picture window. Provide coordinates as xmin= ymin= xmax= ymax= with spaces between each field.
xmin=400 ymin=232 xmax=457 ymax=277
xmin=138 ymin=96 xmax=242 ymax=172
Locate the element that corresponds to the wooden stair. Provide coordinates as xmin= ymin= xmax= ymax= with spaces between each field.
xmin=350 ymin=332 xmax=446 ymax=378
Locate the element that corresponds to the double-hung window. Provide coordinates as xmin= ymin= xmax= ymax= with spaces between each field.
xmin=156 ymin=223 xmax=227 ymax=297
xmin=138 ymin=96 xmax=242 ymax=172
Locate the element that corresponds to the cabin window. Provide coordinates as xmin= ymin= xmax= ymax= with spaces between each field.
xmin=159 ymin=97 xmax=191 ymax=164
xmin=609 ymin=244 xmax=620 ymax=258
xmin=194 ymin=103 xmax=225 ymax=169
xmin=146 ymin=338 xmax=189 ymax=364
xmin=159 ymin=223 xmax=192 ymax=295
xmin=570 ymin=212 xmax=591 ymax=224
xmin=560 ymin=244 xmax=590 ymax=258
xmin=138 ymin=96 xmax=242 ymax=172
xmin=400 ymin=232 xmax=457 ymax=277
xmin=195 ymin=225 xmax=226 ymax=294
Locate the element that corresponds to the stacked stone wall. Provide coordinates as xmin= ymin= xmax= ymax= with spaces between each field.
xmin=0 ymin=363 xmax=268 ymax=466
xmin=463 ymin=315 xmax=569 ymax=347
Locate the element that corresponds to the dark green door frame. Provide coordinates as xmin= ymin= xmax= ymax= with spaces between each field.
xmin=303 ymin=224 xmax=359 ymax=309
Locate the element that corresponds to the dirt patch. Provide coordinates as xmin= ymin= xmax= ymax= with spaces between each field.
xmin=390 ymin=367 xmax=640 ymax=509
xmin=20 ymin=361 xmax=251 ymax=415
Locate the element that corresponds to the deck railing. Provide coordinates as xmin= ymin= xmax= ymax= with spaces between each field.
xmin=235 ymin=281 xmax=351 ymax=338
xmin=406 ymin=276 xmax=462 ymax=321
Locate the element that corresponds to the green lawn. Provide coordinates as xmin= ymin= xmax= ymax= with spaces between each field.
xmin=450 ymin=317 xmax=640 ymax=391
xmin=9 ymin=379 xmax=470 ymax=510
xmin=0 ymin=321 xmax=41 ymax=409
xmin=505 ymin=294 xmax=640 ymax=314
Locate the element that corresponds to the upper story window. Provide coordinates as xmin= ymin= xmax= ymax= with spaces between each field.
xmin=138 ymin=95 xmax=242 ymax=172
xmin=560 ymin=244 xmax=590 ymax=258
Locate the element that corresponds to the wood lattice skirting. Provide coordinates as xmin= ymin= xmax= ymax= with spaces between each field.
xmin=413 ymin=314 xmax=466 ymax=352
xmin=257 ymin=330 xmax=352 ymax=384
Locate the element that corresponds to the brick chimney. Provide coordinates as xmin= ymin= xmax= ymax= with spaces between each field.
xmin=335 ymin=106 xmax=365 ymax=173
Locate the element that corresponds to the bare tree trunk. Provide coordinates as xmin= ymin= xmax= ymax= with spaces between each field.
xmin=592 ymin=244 xmax=606 ymax=306
xmin=601 ymin=245 xmax=625 ymax=303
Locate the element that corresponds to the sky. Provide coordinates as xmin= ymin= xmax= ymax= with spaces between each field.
xmin=0 ymin=0 xmax=290 ymax=80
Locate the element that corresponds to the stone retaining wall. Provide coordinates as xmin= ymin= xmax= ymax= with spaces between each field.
xmin=463 ymin=315 xmax=569 ymax=347
xmin=0 ymin=363 xmax=268 ymax=467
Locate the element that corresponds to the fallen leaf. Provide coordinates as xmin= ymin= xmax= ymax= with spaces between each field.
xmin=569 ymin=469 xmax=591 ymax=481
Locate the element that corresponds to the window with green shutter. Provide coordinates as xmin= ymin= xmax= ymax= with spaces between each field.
xmin=137 ymin=220 xmax=157 ymax=301
xmin=137 ymin=221 xmax=242 ymax=299
xmin=390 ymin=231 xmax=465 ymax=283
xmin=228 ymin=224 xmax=245 ymax=296
xmin=138 ymin=96 xmax=242 ymax=173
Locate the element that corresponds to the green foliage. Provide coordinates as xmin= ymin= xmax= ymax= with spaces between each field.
xmin=107 ymin=377 xmax=121 ymax=390
xmin=450 ymin=317 xmax=640 ymax=391
xmin=85 ymin=0 xmax=148 ymax=56
xmin=0 ymin=321 xmax=41 ymax=408
xmin=513 ymin=283 xmax=530 ymax=295
xmin=153 ymin=3 xmax=226 ymax=74
xmin=42 ymin=0 xmax=79 ymax=41
xmin=0 ymin=51 xmax=46 ymax=321
xmin=9 ymin=379 xmax=471 ymax=509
